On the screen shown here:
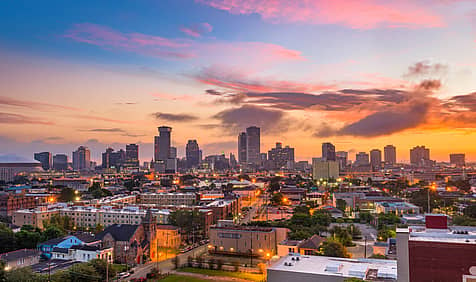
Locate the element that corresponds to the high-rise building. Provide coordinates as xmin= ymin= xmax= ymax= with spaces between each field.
xmin=322 ymin=142 xmax=336 ymax=161
xmin=312 ymin=158 xmax=339 ymax=180
xmin=384 ymin=145 xmax=397 ymax=165
xmin=246 ymin=126 xmax=260 ymax=165
xmin=370 ymin=149 xmax=382 ymax=171
xmin=53 ymin=154 xmax=68 ymax=171
xmin=238 ymin=132 xmax=247 ymax=164
xmin=355 ymin=152 xmax=370 ymax=166
xmin=102 ymin=148 xmax=126 ymax=169
xmin=72 ymin=146 xmax=91 ymax=171
xmin=449 ymin=153 xmax=465 ymax=167
xmin=186 ymin=140 xmax=200 ymax=168
xmin=410 ymin=146 xmax=430 ymax=166
xmin=268 ymin=142 xmax=295 ymax=170
xmin=155 ymin=126 xmax=172 ymax=162
xmin=34 ymin=152 xmax=52 ymax=170
xmin=336 ymin=151 xmax=348 ymax=169
xmin=125 ymin=144 xmax=139 ymax=167
xmin=169 ymin=147 xmax=177 ymax=159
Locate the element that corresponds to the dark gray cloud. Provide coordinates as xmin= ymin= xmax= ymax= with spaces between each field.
xmin=88 ymin=128 xmax=125 ymax=132
xmin=213 ymin=105 xmax=288 ymax=133
xmin=405 ymin=61 xmax=448 ymax=77
xmin=336 ymin=102 xmax=431 ymax=137
xmin=445 ymin=92 xmax=476 ymax=112
xmin=152 ymin=112 xmax=199 ymax=122
xmin=416 ymin=79 xmax=442 ymax=91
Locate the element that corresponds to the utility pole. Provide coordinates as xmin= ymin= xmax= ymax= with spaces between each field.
xmin=364 ymin=236 xmax=367 ymax=258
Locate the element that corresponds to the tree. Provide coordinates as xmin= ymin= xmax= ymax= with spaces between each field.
xmin=269 ymin=176 xmax=282 ymax=192
xmin=0 ymin=224 xmax=17 ymax=253
xmin=311 ymin=210 xmax=332 ymax=227
xmin=344 ymin=278 xmax=365 ymax=282
xmin=289 ymin=229 xmax=312 ymax=240
xmin=5 ymin=267 xmax=41 ymax=282
xmin=270 ymin=192 xmax=284 ymax=206
xmin=89 ymin=259 xmax=116 ymax=280
xmin=320 ymin=240 xmax=350 ymax=258
xmin=67 ymin=263 xmax=101 ymax=282
xmin=42 ymin=226 xmax=65 ymax=241
xmin=172 ymin=255 xmax=180 ymax=269
xmin=59 ymin=187 xmax=76 ymax=202
xmin=336 ymin=199 xmax=347 ymax=212
xmin=15 ymin=229 xmax=42 ymax=249
xmin=369 ymin=254 xmax=388 ymax=259
xmin=464 ymin=205 xmax=476 ymax=218
xmin=377 ymin=227 xmax=396 ymax=241
xmin=359 ymin=211 xmax=374 ymax=224
xmin=329 ymin=226 xmax=353 ymax=246
xmin=89 ymin=183 xmax=112 ymax=199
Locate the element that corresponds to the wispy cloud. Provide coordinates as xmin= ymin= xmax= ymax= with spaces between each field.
xmin=196 ymin=0 xmax=444 ymax=29
xmin=0 ymin=96 xmax=82 ymax=112
xmin=63 ymin=23 xmax=304 ymax=64
xmin=0 ymin=112 xmax=54 ymax=125
xmin=180 ymin=22 xmax=213 ymax=37
xmin=152 ymin=112 xmax=199 ymax=122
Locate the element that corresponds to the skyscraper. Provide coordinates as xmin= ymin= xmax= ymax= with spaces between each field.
xmin=155 ymin=126 xmax=172 ymax=162
xmin=34 ymin=152 xmax=52 ymax=170
xmin=410 ymin=146 xmax=430 ymax=166
xmin=186 ymin=140 xmax=200 ymax=168
xmin=268 ymin=142 xmax=295 ymax=170
xmin=53 ymin=154 xmax=68 ymax=171
xmin=384 ymin=145 xmax=397 ymax=165
xmin=246 ymin=126 xmax=260 ymax=165
xmin=126 ymin=144 xmax=139 ymax=167
xmin=72 ymin=146 xmax=91 ymax=171
xmin=336 ymin=151 xmax=348 ymax=169
xmin=355 ymin=152 xmax=370 ymax=166
xmin=449 ymin=153 xmax=465 ymax=167
xmin=312 ymin=158 xmax=339 ymax=180
xmin=322 ymin=142 xmax=336 ymax=161
xmin=238 ymin=132 xmax=247 ymax=164
xmin=102 ymin=148 xmax=126 ymax=169
xmin=370 ymin=149 xmax=382 ymax=171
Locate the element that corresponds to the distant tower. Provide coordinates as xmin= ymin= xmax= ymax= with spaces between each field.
xmin=246 ymin=126 xmax=260 ymax=165
xmin=154 ymin=126 xmax=172 ymax=162
xmin=384 ymin=145 xmax=397 ymax=165
xmin=186 ymin=140 xmax=200 ymax=168
xmin=322 ymin=142 xmax=336 ymax=161
xmin=238 ymin=132 xmax=247 ymax=164
xmin=72 ymin=146 xmax=91 ymax=171
xmin=370 ymin=149 xmax=382 ymax=171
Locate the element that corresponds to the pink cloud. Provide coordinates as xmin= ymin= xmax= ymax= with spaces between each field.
xmin=0 ymin=96 xmax=82 ymax=112
xmin=196 ymin=0 xmax=444 ymax=29
xmin=180 ymin=22 xmax=213 ymax=37
xmin=64 ymin=23 xmax=195 ymax=59
xmin=195 ymin=66 xmax=335 ymax=93
xmin=63 ymin=23 xmax=304 ymax=64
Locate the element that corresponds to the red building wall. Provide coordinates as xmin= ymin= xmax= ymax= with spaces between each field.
xmin=409 ymin=240 xmax=476 ymax=282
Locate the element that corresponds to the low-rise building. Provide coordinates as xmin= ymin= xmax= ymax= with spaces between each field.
xmin=52 ymin=178 xmax=91 ymax=192
xmin=51 ymin=245 xmax=113 ymax=263
xmin=140 ymin=192 xmax=198 ymax=206
xmin=0 ymin=249 xmax=40 ymax=270
xmin=268 ymin=254 xmax=397 ymax=282
xmin=397 ymin=214 xmax=476 ymax=282
xmin=96 ymin=224 xmax=147 ymax=265
xmin=375 ymin=202 xmax=420 ymax=215
xmin=0 ymin=192 xmax=41 ymax=217
xmin=12 ymin=205 xmax=62 ymax=229
xmin=0 ymin=162 xmax=43 ymax=182
xmin=209 ymin=221 xmax=288 ymax=258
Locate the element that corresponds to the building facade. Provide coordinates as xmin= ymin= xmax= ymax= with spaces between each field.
xmin=246 ymin=126 xmax=261 ymax=166
xmin=322 ymin=142 xmax=336 ymax=161
xmin=72 ymin=146 xmax=91 ymax=171
xmin=384 ymin=145 xmax=397 ymax=165
xmin=34 ymin=152 xmax=52 ymax=170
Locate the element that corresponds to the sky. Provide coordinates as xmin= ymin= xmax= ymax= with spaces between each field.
xmin=1 ymin=0 xmax=476 ymax=163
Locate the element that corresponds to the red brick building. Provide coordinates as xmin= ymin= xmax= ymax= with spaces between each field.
xmin=0 ymin=192 xmax=41 ymax=217
xmin=397 ymin=214 xmax=476 ymax=282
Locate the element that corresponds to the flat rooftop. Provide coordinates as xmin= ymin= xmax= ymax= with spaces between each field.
xmin=268 ymin=254 xmax=397 ymax=280
xmin=407 ymin=225 xmax=476 ymax=244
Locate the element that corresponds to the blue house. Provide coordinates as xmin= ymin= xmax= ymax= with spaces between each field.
xmin=38 ymin=234 xmax=92 ymax=258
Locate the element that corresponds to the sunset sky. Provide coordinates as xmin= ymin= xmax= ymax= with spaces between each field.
xmin=1 ymin=0 xmax=476 ymax=163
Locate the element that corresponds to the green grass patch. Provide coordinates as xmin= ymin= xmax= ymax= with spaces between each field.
xmin=178 ymin=267 xmax=265 ymax=281
xmin=160 ymin=274 xmax=212 ymax=282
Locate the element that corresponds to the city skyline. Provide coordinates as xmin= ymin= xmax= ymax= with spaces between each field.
xmin=1 ymin=1 xmax=476 ymax=162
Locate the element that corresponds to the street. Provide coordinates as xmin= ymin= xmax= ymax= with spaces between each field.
xmin=128 ymin=244 xmax=208 ymax=280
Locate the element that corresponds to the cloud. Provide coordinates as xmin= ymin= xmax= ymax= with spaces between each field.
xmin=87 ymin=128 xmax=126 ymax=132
xmin=0 ymin=96 xmax=82 ymax=112
xmin=180 ymin=22 xmax=213 ymax=37
xmin=213 ymin=105 xmax=289 ymax=133
xmin=64 ymin=23 xmax=194 ymax=59
xmin=405 ymin=61 xmax=448 ymax=77
xmin=152 ymin=112 xmax=199 ymax=122
xmin=196 ymin=0 xmax=444 ymax=29
xmin=336 ymin=101 xmax=431 ymax=137
xmin=0 ymin=112 xmax=54 ymax=125
xmin=196 ymin=66 xmax=330 ymax=93
xmin=416 ymin=79 xmax=442 ymax=91
xmin=63 ymin=23 xmax=304 ymax=64
xmin=73 ymin=114 xmax=134 ymax=124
